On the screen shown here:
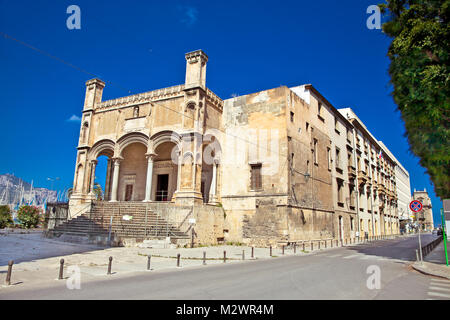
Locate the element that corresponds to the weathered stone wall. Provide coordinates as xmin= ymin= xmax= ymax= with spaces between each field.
xmin=145 ymin=202 xmax=224 ymax=245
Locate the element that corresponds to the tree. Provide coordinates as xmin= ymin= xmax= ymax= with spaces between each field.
xmin=0 ymin=205 xmax=13 ymax=228
xmin=93 ymin=182 xmax=103 ymax=200
xmin=379 ymin=0 xmax=450 ymax=199
xmin=17 ymin=205 xmax=43 ymax=229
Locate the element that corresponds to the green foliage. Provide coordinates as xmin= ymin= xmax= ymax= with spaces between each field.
xmin=0 ymin=205 xmax=13 ymax=229
xmin=93 ymin=183 xmax=103 ymax=200
xmin=379 ymin=0 xmax=450 ymax=199
xmin=17 ymin=205 xmax=43 ymax=229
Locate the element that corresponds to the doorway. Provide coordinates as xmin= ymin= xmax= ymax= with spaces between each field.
xmin=125 ymin=184 xmax=133 ymax=201
xmin=156 ymin=174 xmax=169 ymax=201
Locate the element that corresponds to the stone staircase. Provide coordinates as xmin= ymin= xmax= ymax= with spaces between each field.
xmin=46 ymin=201 xmax=190 ymax=246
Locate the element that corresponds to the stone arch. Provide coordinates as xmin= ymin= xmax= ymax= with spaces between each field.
xmin=151 ymin=130 xmax=182 ymax=150
xmin=117 ymin=132 xmax=149 ymax=156
xmin=88 ymin=139 xmax=115 ymax=161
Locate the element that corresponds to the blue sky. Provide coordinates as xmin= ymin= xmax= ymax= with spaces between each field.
xmin=0 ymin=0 xmax=444 ymax=225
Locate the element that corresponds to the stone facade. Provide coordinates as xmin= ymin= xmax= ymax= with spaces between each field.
xmin=413 ymin=189 xmax=434 ymax=231
xmin=69 ymin=50 xmax=403 ymax=246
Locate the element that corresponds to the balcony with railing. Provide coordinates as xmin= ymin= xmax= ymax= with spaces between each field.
xmin=357 ymin=170 xmax=368 ymax=186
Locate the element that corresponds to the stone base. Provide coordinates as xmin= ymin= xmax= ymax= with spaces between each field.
xmin=173 ymin=190 xmax=204 ymax=205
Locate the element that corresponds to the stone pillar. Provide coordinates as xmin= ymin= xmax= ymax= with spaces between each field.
xmin=89 ymin=160 xmax=98 ymax=195
xmin=110 ymin=157 xmax=122 ymax=202
xmin=209 ymin=161 xmax=218 ymax=204
xmin=143 ymin=154 xmax=156 ymax=202
xmin=104 ymin=158 xmax=112 ymax=201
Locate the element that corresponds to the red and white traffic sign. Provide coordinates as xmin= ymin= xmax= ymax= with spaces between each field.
xmin=410 ymin=200 xmax=423 ymax=213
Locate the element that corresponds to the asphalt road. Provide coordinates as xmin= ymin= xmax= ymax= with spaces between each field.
xmin=1 ymin=234 xmax=448 ymax=300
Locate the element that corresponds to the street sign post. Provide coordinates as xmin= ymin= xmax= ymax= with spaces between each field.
xmin=410 ymin=200 xmax=423 ymax=263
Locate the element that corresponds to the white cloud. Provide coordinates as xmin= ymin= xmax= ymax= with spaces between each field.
xmin=178 ymin=5 xmax=198 ymax=26
xmin=66 ymin=115 xmax=81 ymax=123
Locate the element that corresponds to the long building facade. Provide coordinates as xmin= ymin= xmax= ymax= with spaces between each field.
xmin=68 ymin=50 xmax=405 ymax=245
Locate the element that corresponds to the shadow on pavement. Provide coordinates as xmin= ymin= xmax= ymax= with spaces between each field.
xmin=0 ymin=231 xmax=108 ymax=267
xmin=344 ymin=234 xmax=439 ymax=262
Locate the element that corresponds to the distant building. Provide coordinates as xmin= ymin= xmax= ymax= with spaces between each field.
xmin=443 ymin=199 xmax=450 ymax=236
xmin=378 ymin=142 xmax=412 ymax=233
xmin=412 ymin=189 xmax=433 ymax=231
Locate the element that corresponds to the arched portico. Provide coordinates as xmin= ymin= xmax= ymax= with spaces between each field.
xmin=86 ymin=139 xmax=115 ymax=200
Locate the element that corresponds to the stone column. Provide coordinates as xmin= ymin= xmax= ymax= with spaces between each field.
xmin=143 ymin=154 xmax=156 ymax=202
xmin=89 ymin=160 xmax=98 ymax=195
xmin=104 ymin=158 xmax=112 ymax=201
xmin=209 ymin=161 xmax=218 ymax=203
xmin=110 ymin=157 xmax=122 ymax=202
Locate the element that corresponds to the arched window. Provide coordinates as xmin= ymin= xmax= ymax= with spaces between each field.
xmin=82 ymin=122 xmax=89 ymax=144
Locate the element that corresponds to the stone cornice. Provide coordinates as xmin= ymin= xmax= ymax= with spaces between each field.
xmin=96 ymin=84 xmax=186 ymax=111
xmin=94 ymin=84 xmax=224 ymax=113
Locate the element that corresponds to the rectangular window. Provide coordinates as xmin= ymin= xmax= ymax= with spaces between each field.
xmin=290 ymin=111 xmax=294 ymax=122
xmin=327 ymin=147 xmax=331 ymax=170
xmin=313 ymin=139 xmax=318 ymax=164
xmin=349 ymin=186 xmax=355 ymax=207
xmin=250 ymin=164 xmax=262 ymax=190
xmin=335 ymin=147 xmax=341 ymax=169
xmin=337 ymin=179 xmax=343 ymax=204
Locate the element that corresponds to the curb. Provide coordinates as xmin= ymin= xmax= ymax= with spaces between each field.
xmin=411 ymin=262 xmax=450 ymax=280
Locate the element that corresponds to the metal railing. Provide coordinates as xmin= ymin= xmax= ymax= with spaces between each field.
xmin=419 ymin=236 xmax=443 ymax=260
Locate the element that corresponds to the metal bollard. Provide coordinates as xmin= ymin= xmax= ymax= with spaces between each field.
xmin=270 ymin=246 xmax=272 ymax=257
xmin=251 ymin=246 xmax=254 ymax=259
xmin=147 ymin=255 xmax=151 ymax=271
xmin=5 ymin=260 xmax=14 ymax=286
xmin=177 ymin=253 xmax=181 ymax=267
xmin=311 ymin=242 xmax=313 ymax=251
xmin=59 ymin=259 xmax=64 ymax=280
xmin=331 ymin=240 xmax=333 ymax=248
xmin=294 ymin=244 xmax=297 ymax=254
xmin=107 ymin=256 xmax=113 ymax=275
xmin=242 ymin=250 xmax=245 ymax=260
xmin=318 ymin=241 xmax=321 ymax=250
xmin=282 ymin=246 xmax=285 ymax=255
xmin=224 ymin=251 xmax=227 ymax=263
xmin=325 ymin=240 xmax=327 ymax=249
xmin=203 ymin=251 xmax=206 ymax=265
xmin=303 ymin=242 xmax=305 ymax=251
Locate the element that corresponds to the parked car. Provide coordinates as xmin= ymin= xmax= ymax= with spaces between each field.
xmin=432 ymin=229 xmax=438 ymax=235
xmin=437 ymin=229 xmax=443 ymax=236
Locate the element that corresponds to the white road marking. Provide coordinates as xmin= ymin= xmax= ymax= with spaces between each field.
xmin=343 ymin=254 xmax=360 ymax=259
xmin=428 ymin=292 xmax=450 ymax=299
xmin=429 ymin=286 xmax=450 ymax=292
xmin=430 ymin=279 xmax=450 ymax=285
xmin=328 ymin=254 xmax=342 ymax=258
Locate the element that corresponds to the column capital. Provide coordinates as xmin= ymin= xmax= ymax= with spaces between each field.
xmin=90 ymin=159 xmax=98 ymax=165
xmin=112 ymin=156 xmax=124 ymax=165
xmin=145 ymin=153 xmax=157 ymax=161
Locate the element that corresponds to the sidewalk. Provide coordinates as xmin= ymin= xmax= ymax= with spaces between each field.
xmin=0 ymin=231 xmax=406 ymax=291
xmin=412 ymin=239 xmax=450 ymax=280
